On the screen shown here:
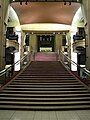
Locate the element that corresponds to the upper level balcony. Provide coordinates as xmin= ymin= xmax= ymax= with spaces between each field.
xmin=6 ymin=39 xmax=19 ymax=52
xmin=73 ymin=39 xmax=85 ymax=53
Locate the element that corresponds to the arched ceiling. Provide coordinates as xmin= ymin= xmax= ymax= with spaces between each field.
xmin=11 ymin=2 xmax=80 ymax=25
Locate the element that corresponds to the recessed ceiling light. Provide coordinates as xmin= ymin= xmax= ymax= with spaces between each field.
xmin=20 ymin=2 xmax=22 ymax=5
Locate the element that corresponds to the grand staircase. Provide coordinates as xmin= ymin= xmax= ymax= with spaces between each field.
xmin=0 ymin=61 xmax=90 ymax=110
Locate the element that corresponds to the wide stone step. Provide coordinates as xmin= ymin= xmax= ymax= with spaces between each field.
xmin=0 ymin=93 xmax=90 ymax=97
xmin=4 ymin=87 xmax=87 ymax=91
xmin=22 ymin=72 xmax=69 ymax=74
xmin=0 ymin=105 xmax=90 ymax=110
xmin=20 ymin=73 xmax=71 ymax=76
xmin=13 ymin=80 xmax=79 ymax=83
xmin=15 ymin=78 xmax=76 ymax=80
xmin=0 ymin=101 xmax=90 ymax=106
xmin=2 ymin=90 xmax=88 ymax=94
xmin=10 ymin=82 xmax=81 ymax=85
xmin=18 ymin=76 xmax=74 ymax=78
xmin=7 ymin=84 xmax=84 ymax=88
xmin=0 ymin=96 xmax=90 ymax=102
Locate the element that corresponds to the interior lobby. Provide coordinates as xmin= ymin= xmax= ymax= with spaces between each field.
xmin=0 ymin=0 xmax=90 ymax=120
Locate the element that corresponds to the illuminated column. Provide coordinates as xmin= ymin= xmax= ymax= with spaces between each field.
xmin=82 ymin=0 xmax=90 ymax=70
xmin=14 ymin=27 xmax=21 ymax=71
xmin=0 ymin=0 xmax=9 ymax=70
xmin=29 ymin=33 xmax=37 ymax=53
xmin=20 ymin=31 xmax=25 ymax=58
xmin=86 ymin=0 xmax=90 ymax=70
xmin=55 ymin=34 xmax=62 ymax=52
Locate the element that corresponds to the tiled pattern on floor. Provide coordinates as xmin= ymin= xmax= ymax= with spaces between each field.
xmin=0 ymin=110 xmax=90 ymax=120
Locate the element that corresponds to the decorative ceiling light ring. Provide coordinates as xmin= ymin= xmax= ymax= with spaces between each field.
xmin=69 ymin=2 xmax=71 ymax=5
xmin=64 ymin=1 xmax=66 ymax=5
xmin=20 ymin=0 xmax=23 ymax=5
xmin=20 ymin=2 xmax=22 ymax=5
xmin=25 ymin=0 xmax=28 ymax=5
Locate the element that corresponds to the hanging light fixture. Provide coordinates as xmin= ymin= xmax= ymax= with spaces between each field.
xmin=20 ymin=0 xmax=23 ymax=5
xmin=20 ymin=1 xmax=22 ymax=5
xmin=25 ymin=0 xmax=28 ymax=5
xmin=69 ymin=2 xmax=71 ymax=5
xmin=64 ymin=2 xmax=66 ymax=5
xmin=25 ymin=2 xmax=27 ymax=5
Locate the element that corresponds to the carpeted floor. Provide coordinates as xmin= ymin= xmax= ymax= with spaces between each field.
xmin=35 ymin=52 xmax=58 ymax=61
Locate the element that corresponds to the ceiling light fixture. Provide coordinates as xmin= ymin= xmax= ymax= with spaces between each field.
xmin=69 ymin=2 xmax=71 ymax=5
xmin=25 ymin=1 xmax=28 ymax=5
xmin=20 ymin=2 xmax=22 ymax=5
xmin=64 ymin=2 xmax=66 ymax=5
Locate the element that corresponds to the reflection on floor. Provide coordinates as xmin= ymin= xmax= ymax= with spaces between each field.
xmin=0 ymin=110 xmax=90 ymax=120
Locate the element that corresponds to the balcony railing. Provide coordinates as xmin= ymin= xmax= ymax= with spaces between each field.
xmin=73 ymin=39 xmax=85 ymax=53
xmin=73 ymin=35 xmax=85 ymax=42
xmin=6 ymin=39 xmax=19 ymax=52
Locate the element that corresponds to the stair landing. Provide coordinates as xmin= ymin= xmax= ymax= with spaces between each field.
xmin=35 ymin=52 xmax=58 ymax=61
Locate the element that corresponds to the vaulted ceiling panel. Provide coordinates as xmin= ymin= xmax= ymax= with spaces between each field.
xmin=11 ymin=2 xmax=80 ymax=25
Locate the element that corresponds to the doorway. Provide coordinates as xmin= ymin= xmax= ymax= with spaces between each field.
xmin=37 ymin=35 xmax=55 ymax=52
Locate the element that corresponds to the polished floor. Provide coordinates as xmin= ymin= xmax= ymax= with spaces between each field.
xmin=0 ymin=110 xmax=90 ymax=120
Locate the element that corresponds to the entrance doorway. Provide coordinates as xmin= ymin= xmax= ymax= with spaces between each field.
xmin=37 ymin=35 xmax=55 ymax=52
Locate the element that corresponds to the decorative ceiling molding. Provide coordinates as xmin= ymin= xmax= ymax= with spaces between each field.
xmin=10 ymin=0 xmax=81 ymax=3
xmin=11 ymin=2 xmax=80 ymax=25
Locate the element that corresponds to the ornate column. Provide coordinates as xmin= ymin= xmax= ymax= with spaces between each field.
xmin=0 ymin=0 xmax=9 ymax=70
xmin=55 ymin=34 xmax=62 ymax=53
xmin=81 ymin=0 xmax=90 ymax=70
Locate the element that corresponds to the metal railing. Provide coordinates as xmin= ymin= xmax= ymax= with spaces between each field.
xmin=0 ymin=52 xmax=33 ymax=86
xmin=58 ymin=51 xmax=90 ymax=85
